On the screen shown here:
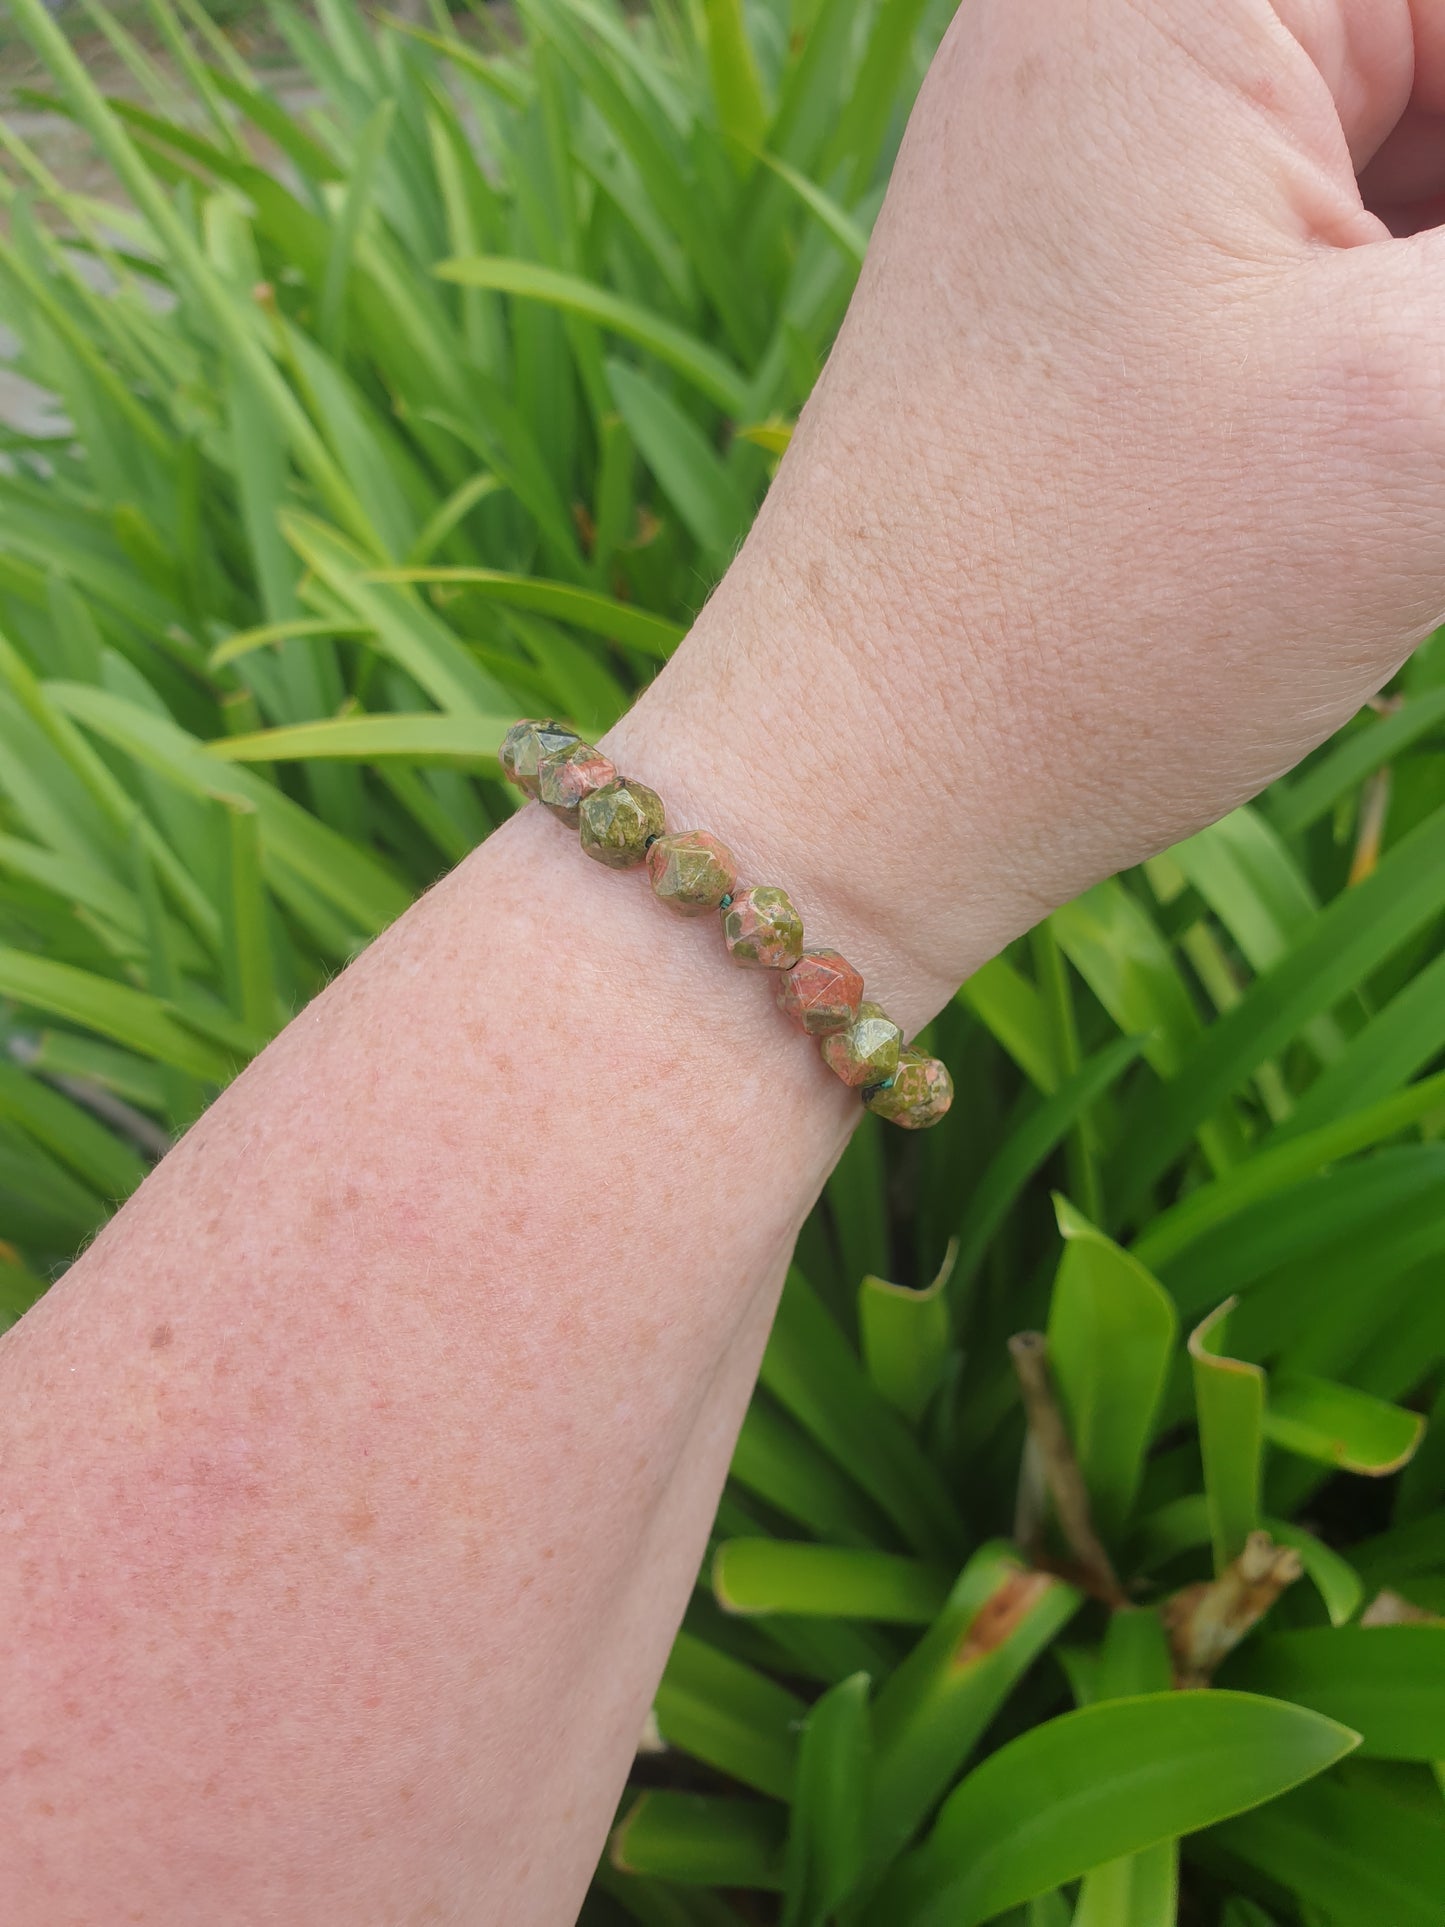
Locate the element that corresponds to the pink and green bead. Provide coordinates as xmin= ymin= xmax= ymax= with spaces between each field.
xmin=721 ymin=885 xmax=804 ymax=970
xmin=537 ymin=741 xmax=618 ymax=824
xmin=647 ymin=830 xmax=738 ymax=917
xmin=499 ymin=719 xmax=580 ymax=798
xmin=863 ymin=1048 xmax=954 ymax=1130
xmin=579 ymin=780 xmax=666 ymax=869
xmin=776 ymin=950 xmax=864 ymax=1036
xmin=820 ymin=1001 xmax=903 ymax=1088
xmin=501 ymin=717 xmax=954 ymax=1129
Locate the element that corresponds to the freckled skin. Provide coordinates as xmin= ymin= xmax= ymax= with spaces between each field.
xmin=0 ymin=806 xmax=856 ymax=1925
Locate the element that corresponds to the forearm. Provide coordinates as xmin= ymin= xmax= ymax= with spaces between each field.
xmin=0 ymin=582 xmax=947 ymax=1921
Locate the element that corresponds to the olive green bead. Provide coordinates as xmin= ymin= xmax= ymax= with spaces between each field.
xmin=537 ymin=740 xmax=618 ymax=824
xmin=721 ymin=885 xmax=804 ymax=969
xmin=500 ymin=719 xmax=579 ymax=797
xmin=578 ymin=779 xmax=667 ymax=869
xmin=646 ymin=830 xmax=738 ymax=917
xmin=820 ymin=1001 xmax=902 ymax=1089
xmin=864 ymin=1049 xmax=954 ymax=1129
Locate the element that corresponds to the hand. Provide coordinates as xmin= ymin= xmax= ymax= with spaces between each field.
xmin=610 ymin=0 xmax=1445 ymax=1028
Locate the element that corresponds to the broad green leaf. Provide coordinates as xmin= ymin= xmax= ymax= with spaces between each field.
xmin=605 ymin=357 xmax=754 ymax=566
xmin=1072 ymin=1849 xmax=1175 ymax=1927
xmin=1220 ymin=1903 xmax=1283 ymax=1927
xmin=1135 ymin=1069 xmax=1445 ymax=1272
xmin=437 ymin=257 xmax=751 ymax=415
xmin=780 ymin=1672 xmax=871 ymax=1927
xmin=1211 ymin=1770 xmax=1445 ymax=1927
xmin=954 ymin=1036 xmax=1144 ymax=1297
xmin=48 ymin=683 xmax=410 ymax=937
xmin=654 ymin=1631 xmax=803 ymax=1800
xmin=1227 ymin=1627 xmax=1445 ymax=1760
xmin=756 ymin=150 xmax=869 ymax=264
xmin=865 ymin=1544 xmax=1082 ymax=1876
xmin=1279 ymin=950 xmax=1445 ymax=1141
xmin=280 ymin=513 xmax=504 ymax=714
xmin=25 ymin=1031 xmax=170 ymax=1116
xmin=360 ymin=568 xmax=684 ymax=659
xmin=1267 ymin=1520 xmax=1365 ymax=1628
xmin=611 ymin=1793 xmax=787 ymax=1890
xmin=1168 ymin=804 xmax=1348 ymax=1061
xmin=318 ymin=99 xmax=395 ymax=359
xmin=1154 ymin=1144 xmax=1445 ymax=1325
xmin=0 ymin=1061 xmax=147 ymax=1201
xmin=873 ymin=1693 xmax=1358 ymax=1927
xmin=958 ymin=952 xmax=1057 ymax=1094
xmin=713 ymin=1542 xmax=950 ymax=1625
xmin=1074 ymin=1610 xmax=1177 ymax=1927
xmin=210 ymin=713 xmax=511 ymax=767
xmin=760 ymin=1269 xmax=965 ymax=1561
xmin=1396 ymin=1376 xmax=1445 ymax=1524
xmin=729 ymin=1396 xmax=892 ymax=1549
xmin=703 ymin=0 xmax=769 ymax=158
xmin=1051 ymin=879 xmax=1209 ymax=1081
xmin=1128 ymin=1498 xmax=1364 ymax=1625
xmin=220 ymin=803 xmax=277 ymax=1037
xmin=1094 ymin=1609 xmax=1174 ymax=1700
xmin=1026 ymin=1898 xmax=1075 ymax=1927
xmin=858 ymin=1241 xmax=954 ymax=1424
xmin=823 ymin=1106 xmax=888 ymax=1285
xmin=1352 ymin=1512 xmax=1445 ymax=1591
xmin=0 ymin=948 xmax=232 ymax=1083
xmin=1264 ymin=1375 xmax=1424 ymax=1476
xmin=1190 ymin=1300 xmax=1264 ymax=1573
xmin=1047 ymin=1200 xmax=1177 ymax=1538
xmin=1114 ymin=802 xmax=1445 ymax=1214
xmin=1271 ymin=689 xmax=1445 ymax=836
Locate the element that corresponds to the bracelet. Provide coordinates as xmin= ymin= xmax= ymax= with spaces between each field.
xmin=500 ymin=720 xmax=953 ymax=1130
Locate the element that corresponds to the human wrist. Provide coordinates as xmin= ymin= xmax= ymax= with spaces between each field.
xmin=600 ymin=492 xmax=1052 ymax=1036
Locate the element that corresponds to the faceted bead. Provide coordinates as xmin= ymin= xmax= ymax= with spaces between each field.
xmin=536 ymin=740 xmax=618 ymax=824
xmin=776 ymin=950 xmax=864 ymax=1036
xmin=499 ymin=719 xmax=579 ymax=797
xmin=820 ymin=1000 xmax=903 ymax=1088
xmin=864 ymin=1049 xmax=954 ymax=1130
xmin=722 ymin=885 xmax=804 ymax=970
xmin=647 ymin=830 xmax=738 ymax=917
xmin=578 ymin=779 xmax=666 ymax=869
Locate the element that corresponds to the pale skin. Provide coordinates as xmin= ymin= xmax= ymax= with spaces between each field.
xmin=6 ymin=0 xmax=1445 ymax=1918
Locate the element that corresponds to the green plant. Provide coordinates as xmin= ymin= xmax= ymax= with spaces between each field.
xmin=2 ymin=2 xmax=1444 ymax=1921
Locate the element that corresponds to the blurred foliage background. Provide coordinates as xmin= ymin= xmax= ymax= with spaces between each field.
xmin=3 ymin=2 xmax=1445 ymax=1921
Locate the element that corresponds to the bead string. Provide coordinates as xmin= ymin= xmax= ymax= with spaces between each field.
xmin=500 ymin=720 xmax=953 ymax=1130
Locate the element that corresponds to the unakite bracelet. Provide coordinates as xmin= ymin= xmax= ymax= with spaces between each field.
xmin=500 ymin=719 xmax=953 ymax=1131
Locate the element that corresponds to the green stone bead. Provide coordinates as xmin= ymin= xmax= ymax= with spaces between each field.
xmin=578 ymin=779 xmax=667 ymax=869
xmin=536 ymin=740 xmax=618 ymax=824
xmin=820 ymin=1001 xmax=902 ymax=1089
xmin=864 ymin=1049 xmax=954 ymax=1129
xmin=646 ymin=830 xmax=738 ymax=917
xmin=500 ymin=719 xmax=579 ymax=797
xmin=721 ymin=885 xmax=804 ymax=970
